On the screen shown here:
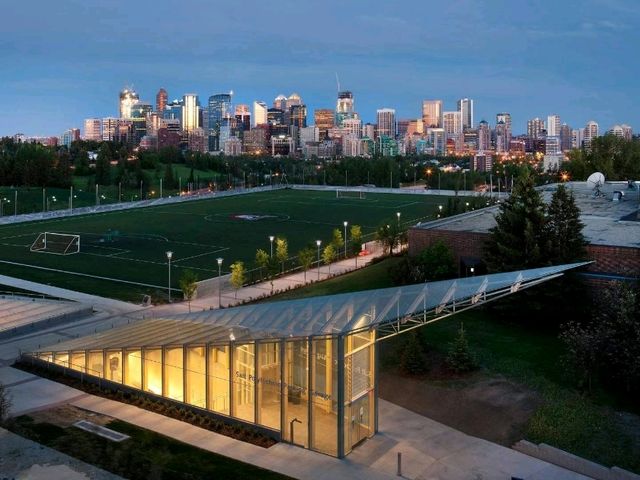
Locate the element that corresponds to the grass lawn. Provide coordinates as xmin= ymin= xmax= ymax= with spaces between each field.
xmin=276 ymin=256 xmax=640 ymax=473
xmin=0 ymin=189 xmax=447 ymax=300
xmin=7 ymin=413 xmax=291 ymax=480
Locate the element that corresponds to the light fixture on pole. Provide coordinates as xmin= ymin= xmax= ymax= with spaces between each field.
xmin=396 ymin=211 xmax=401 ymax=227
xmin=269 ymin=235 xmax=275 ymax=258
xmin=316 ymin=240 xmax=321 ymax=280
xmin=217 ymin=257 xmax=223 ymax=308
xmin=343 ymin=221 xmax=348 ymax=258
xmin=165 ymin=251 xmax=173 ymax=303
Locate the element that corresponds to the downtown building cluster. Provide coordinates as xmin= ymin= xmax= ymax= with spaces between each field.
xmin=15 ymin=87 xmax=634 ymax=173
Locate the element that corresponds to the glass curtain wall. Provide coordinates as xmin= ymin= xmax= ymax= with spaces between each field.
xmin=233 ymin=343 xmax=255 ymax=422
xmin=164 ymin=347 xmax=184 ymax=401
xmin=143 ymin=348 xmax=162 ymax=395
xmin=208 ymin=345 xmax=230 ymax=414
xmin=311 ymin=337 xmax=338 ymax=456
xmin=283 ymin=339 xmax=309 ymax=447
xmin=185 ymin=346 xmax=206 ymax=408
xmin=257 ymin=342 xmax=280 ymax=430
xmin=124 ymin=350 xmax=142 ymax=389
xmin=106 ymin=350 xmax=122 ymax=383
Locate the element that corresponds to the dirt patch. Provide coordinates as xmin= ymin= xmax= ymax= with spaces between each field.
xmin=379 ymin=369 xmax=541 ymax=446
xmin=29 ymin=404 xmax=113 ymax=428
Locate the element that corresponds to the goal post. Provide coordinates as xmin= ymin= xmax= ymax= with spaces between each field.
xmin=335 ymin=189 xmax=366 ymax=199
xmin=30 ymin=232 xmax=81 ymax=255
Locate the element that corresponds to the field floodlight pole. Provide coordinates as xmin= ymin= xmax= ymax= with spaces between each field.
xmin=160 ymin=178 xmax=163 ymax=199
xmin=42 ymin=188 xmax=45 ymax=213
xmin=396 ymin=211 xmax=401 ymax=228
xmin=166 ymin=251 xmax=173 ymax=303
xmin=343 ymin=221 xmax=348 ymax=258
xmin=119 ymin=182 xmax=122 ymax=203
xmin=269 ymin=236 xmax=275 ymax=258
xmin=217 ymin=257 xmax=223 ymax=308
xmin=14 ymin=190 xmax=17 ymax=216
xmin=316 ymin=240 xmax=321 ymax=280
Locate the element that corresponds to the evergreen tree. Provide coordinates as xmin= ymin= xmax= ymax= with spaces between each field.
xmin=400 ymin=331 xmax=427 ymax=375
xmin=483 ymin=169 xmax=548 ymax=272
xmin=446 ymin=323 xmax=477 ymax=373
xmin=546 ymin=184 xmax=587 ymax=264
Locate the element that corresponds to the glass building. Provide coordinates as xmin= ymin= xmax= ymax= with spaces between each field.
xmin=27 ymin=264 xmax=583 ymax=458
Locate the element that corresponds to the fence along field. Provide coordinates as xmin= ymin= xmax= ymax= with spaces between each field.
xmin=0 ymin=189 xmax=449 ymax=299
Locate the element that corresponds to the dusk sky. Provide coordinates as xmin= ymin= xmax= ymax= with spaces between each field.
xmin=2 ymin=0 xmax=638 ymax=136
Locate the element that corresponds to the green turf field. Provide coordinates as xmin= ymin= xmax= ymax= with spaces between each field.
xmin=0 ymin=188 xmax=449 ymax=300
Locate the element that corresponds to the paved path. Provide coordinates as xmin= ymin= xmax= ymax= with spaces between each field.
xmin=0 ymin=366 xmax=590 ymax=480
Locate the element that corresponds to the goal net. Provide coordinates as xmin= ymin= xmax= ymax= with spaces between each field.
xmin=335 ymin=189 xmax=366 ymax=199
xmin=30 ymin=232 xmax=80 ymax=255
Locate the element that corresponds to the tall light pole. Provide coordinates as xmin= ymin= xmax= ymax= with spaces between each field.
xmin=217 ymin=257 xmax=223 ymax=308
xmin=396 ymin=212 xmax=401 ymax=228
xmin=166 ymin=251 xmax=173 ymax=303
xmin=269 ymin=235 xmax=275 ymax=258
xmin=343 ymin=221 xmax=348 ymax=258
xmin=316 ymin=240 xmax=321 ymax=280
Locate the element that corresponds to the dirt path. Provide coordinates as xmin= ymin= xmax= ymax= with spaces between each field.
xmin=379 ymin=369 xmax=541 ymax=447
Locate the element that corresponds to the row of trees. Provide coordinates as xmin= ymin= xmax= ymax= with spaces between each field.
xmin=0 ymin=140 xmax=72 ymax=187
xmin=563 ymin=135 xmax=640 ymax=181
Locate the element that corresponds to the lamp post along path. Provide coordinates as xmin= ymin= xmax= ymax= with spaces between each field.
xmin=165 ymin=251 xmax=173 ymax=302
xmin=217 ymin=257 xmax=224 ymax=308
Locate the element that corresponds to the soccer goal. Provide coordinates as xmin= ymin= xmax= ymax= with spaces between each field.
xmin=30 ymin=232 xmax=80 ymax=255
xmin=335 ymin=189 xmax=366 ymax=199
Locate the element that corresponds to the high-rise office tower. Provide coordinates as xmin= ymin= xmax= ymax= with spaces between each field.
xmin=527 ymin=118 xmax=546 ymax=139
xmin=336 ymin=91 xmax=355 ymax=126
xmin=443 ymin=111 xmax=463 ymax=140
xmin=495 ymin=112 xmax=512 ymax=146
xmin=102 ymin=117 xmax=119 ymax=142
xmin=314 ymin=109 xmax=335 ymax=132
xmin=457 ymin=98 xmax=474 ymax=129
xmin=495 ymin=121 xmax=509 ymax=153
xmin=253 ymin=101 xmax=268 ymax=127
xmin=572 ymin=128 xmax=584 ymax=149
xmin=207 ymin=93 xmax=232 ymax=150
xmin=547 ymin=114 xmax=561 ymax=137
xmin=83 ymin=118 xmax=102 ymax=141
xmin=422 ymin=100 xmax=443 ymax=128
xmin=235 ymin=105 xmax=251 ymax=132
xmin=156 ymin=88 xmax=168 ymax=115
xmin=583 ymin=120 xmax=599 ymax=148
xmin=273 ymin=94 xmax=287 ymax=111
xmin=286 ymin=93 xmax=302 ymax=110
xmin=182 ymin=94 xmax=200 ymax=132
xmin=131 ymin=102 xmax=152 ymax=142
xmin=289 ymin=104 xmax=307 ymax=128
xmin=559 ymin=124 xmax=573 ymax=152
xmin=342 ymin=118 xmax=362 ymax=138
xmin=376 ymin=108 xmax=396 ymax=138
xmin=119 ymin=88 xmax=139 ymax=118
xmin=477 ymin=120 xmax=491 ymax=151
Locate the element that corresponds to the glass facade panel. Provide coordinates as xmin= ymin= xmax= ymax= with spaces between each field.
xmin=124 ymin=350 xmax=142 ymax=389
xmin=87 ymin=351 xmax=104 ymax=378
xmin=284 ymin=339 xmax=309 ymax=447
xmin=208 ymin=345 xmax=230 ymax=415
xmin=311 ymin=337 xmax=338 ymax=456
xmin=54 ymin=352 xmax=69 ymax=368
xmin=143 ymin=348 xmax=162 ymax=395
xmin=233 ymin=343 xmax=255 ymax=423
xmin=105 ymin=350 xmax=123 ymax=383
xmin=343 ymin=331 xmax=375 ymax=454
xmin=164 ymin=347 xmax=184 ymax=402
xmin=185 ymin=346 xmax=206 ymax=408
xmin=70 ymin=351 xmax=85 ymax=373
xmin=257 ymin=342 xmax=280 ymax=430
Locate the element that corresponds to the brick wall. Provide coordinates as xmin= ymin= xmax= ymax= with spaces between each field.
xmin=408 ymin=227 xmax=640 ymax=278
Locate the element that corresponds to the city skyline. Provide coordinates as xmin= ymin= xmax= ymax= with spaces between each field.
xmin=2 ymin=0 xmax=639 ymax=136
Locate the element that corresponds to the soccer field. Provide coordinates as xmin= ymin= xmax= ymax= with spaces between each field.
xmin=0 ymin=189 xmax=450 ymax=300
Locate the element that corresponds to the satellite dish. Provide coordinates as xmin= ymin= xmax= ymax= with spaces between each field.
xmin=587 ymin=172 xmax=605 ymax=197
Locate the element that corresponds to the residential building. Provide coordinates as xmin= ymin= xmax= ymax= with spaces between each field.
xmin=119 ymin=87 xmax=139 ymax=118
xmin=583 ymin=120 xmax=599 ymax=148
xmin=422 ymin=100 xmax=443 ymax=128
xmin=547 ymin=114 xmax=561 ymax=137
xmin=83 ymin=118 xmax=102 ymax=141
xmin=253 ymin=101 xmax=268 ymax=127
xmin=477 ymin=120 xmax=491 ymax=151
xmin=156 ymin=88 xmax=168 ymax=114
xmin=457 ymin=98 xmax=474 ymax=129
xmin=472 ymin=153 xmax=493 ymax=172
xmin=376 ymin=108 xmax=396 ymax=138
xmin=527 ymin=117 xmax=545 ymax=139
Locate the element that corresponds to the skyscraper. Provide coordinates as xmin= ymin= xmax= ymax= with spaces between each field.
xmin=289 ymin=104 xmax=307 ymax=128
xmin=559 ymin=124 xmax=573 ymax=152
xmin=83 ymin=118 xmax=102 ymax=141
xmin=156 ymin=88 xmax=168 ymax=115
xmin=119 ymin=88 xmax=139 ymax=119
xmin=477 ymin=120 xmax=491 ymax=151
xmin=273 ymin=94 xmax=287 ymax=111
xmin=336 ymin=91 xmax=355 ymax=126
xmin=207 ymin=93 xmax=232 ymax=150
xmin=253 ymin=101 xmax=268 ymax=127
xmin=583 ymin=120 xmax=599 ymax=148
xmin=443 ymin=111 xmax=463 ymax=140
xmin=182 ymin=94 xmax=200 ymax=132
xmin=422 ymin=100 xmax=443 ymax=128
xmin=376 ymin=108 xmax=396 ymax=138
xmin=457 ymin=98 xmax=474 ymax=129
xmin=235 ymin=105 xmax=251 ymax=133
xmin=495 ymin=113 xmax=512 ymax=147
xmin=314 ymin=109 xmax=335 ymax=133
xmin=547 ymin=114 xmax=561 ymax=137
xmin=527 ymin=118 xmax=545 ymax=139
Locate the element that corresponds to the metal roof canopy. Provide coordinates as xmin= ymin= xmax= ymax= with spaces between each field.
xmin=33 ymin=262 xmax=588 ymax=354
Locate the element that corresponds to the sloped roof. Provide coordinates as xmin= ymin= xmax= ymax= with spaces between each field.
xmin=35 ymin=263 xmax=587 ymax=353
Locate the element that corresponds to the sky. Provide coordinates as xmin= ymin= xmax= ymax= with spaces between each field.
xmin=1 ymin=0 xmax=639 ymax=137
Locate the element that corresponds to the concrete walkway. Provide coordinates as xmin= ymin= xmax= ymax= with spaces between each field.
xmin=0 ymin=366 xmax=590 ymax=480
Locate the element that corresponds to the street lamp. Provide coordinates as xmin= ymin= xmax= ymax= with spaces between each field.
xmin=343 ymin=221 xmax=348 ymax=258
xmin=165 ymin=251 xmax=173 ymax=303
xmin=396 ymin=211 xmax=401 ymax=227
xmin=316 ymin=240 xmax=321 ymax=280
xmin=269 ymin=235 xmax=275 ymax=258
xmin=217 ymin=257 xmax=223 ymax=308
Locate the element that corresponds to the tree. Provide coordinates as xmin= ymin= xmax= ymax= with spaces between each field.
xmin=376 ymin=222 xmax=399 ymax=255
xmin=298 ymin=247 xmax=315 ymax=281
xmin=483 ymin=169 xmax=548 ymax=272
xmin=546 ymin=184 xmax=587 ymax=264
xmin=94 ymin=143 xmax=112 ymax=186
xmin=230 ymin=261 xmax=246 ymax=298
xmin=390 ymin=240 xmax=457 ymax=285
xmin=255 ymin=249 xmax=270 ymax=280
xmin=400 ymin=331 xmax=427 ymax=375
xmin=0 ymin=381 xmax=10 ymax=422
xmin=331 ymin=228 xmax=344 ymax=252
xmin=275 ymin=237 xmax=288 ymax=273
xmin=178 ymin=270 xmax=198 ymax=313
xmin=446 ymin=323 xmax=477 ymax=373
xmin=350 ymin=224 xmax=363 ymax=256
xmin=322 ymin=244 xmax=337 ymax=274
